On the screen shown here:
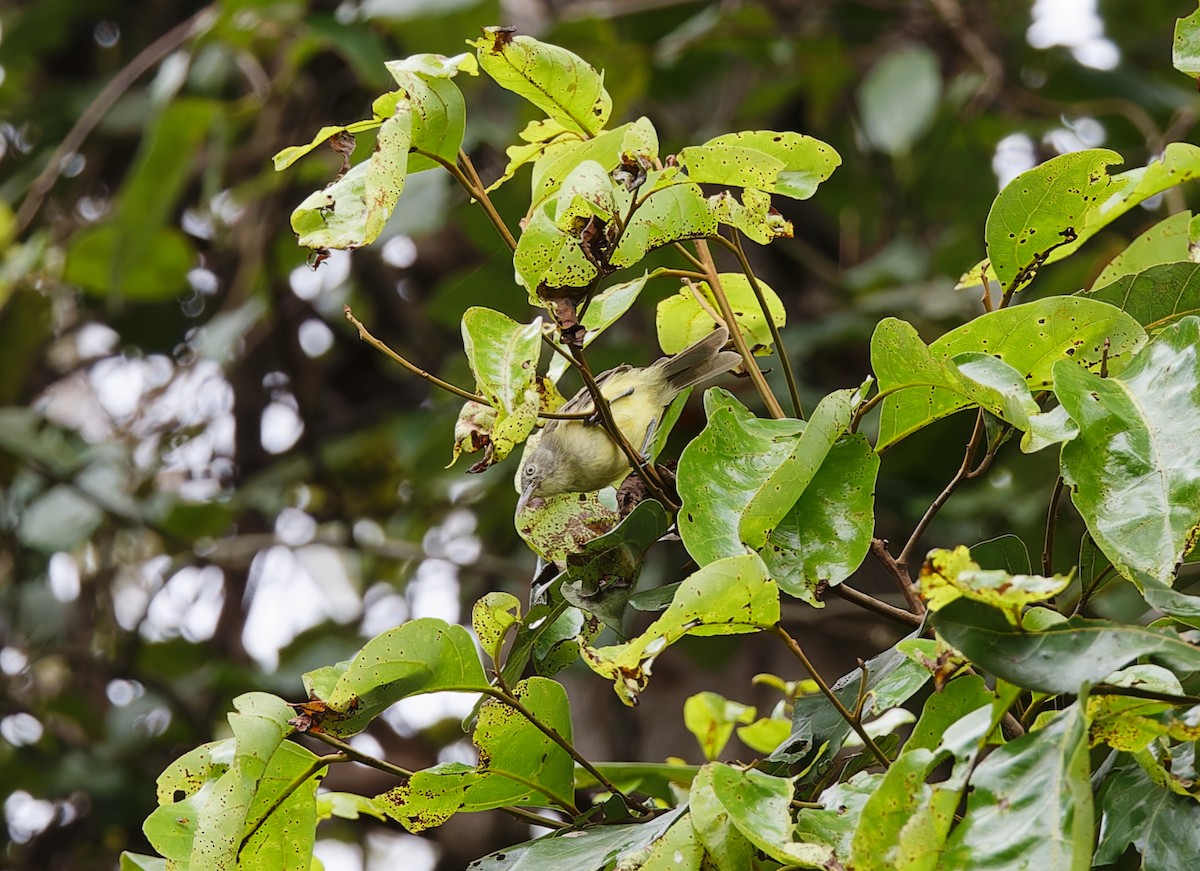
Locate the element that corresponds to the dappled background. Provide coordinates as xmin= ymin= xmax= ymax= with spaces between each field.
xmin=1 ymin=0 xmax=1196 ymax=868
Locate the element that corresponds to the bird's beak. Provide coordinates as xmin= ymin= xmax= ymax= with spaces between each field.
xmin=516 ymin=483 xmax=535 ymax=516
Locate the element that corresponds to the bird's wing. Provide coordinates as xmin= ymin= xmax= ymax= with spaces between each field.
xmin=553 ymin=365 xmax=633 ymax=419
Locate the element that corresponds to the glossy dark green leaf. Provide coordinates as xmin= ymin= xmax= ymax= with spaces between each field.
xmin=465 ymin=807 xmax=687 ymax=870
xmin=939 ymin=704 xmax=1093 ymax=871
xmin=1096 ymin=756 xmax=1200 ymax=869
xmin=376 ymin=677 xmax=575 ymax=832
xmin=307 ymin=619 xmax=488 ymax=736
xmin=985 ymin=149 xmax=1121 ymax=291
xmin=1083 ymin=261 xmax=1200 ymax=333
xmin=933 ymin=598 xmax=1200 ymax=694
xmin=969 ymin=534 xmax=1032 ymax=577
xmin=771 ymin=639 xmax=931 ymax=771
xmin=677 ymin=388 xmax=804 ymax=565
xmin=1056 ymin=316 xmax=1200 ymax=585
xmin=471 ymin=29 xmax=612 ymax=137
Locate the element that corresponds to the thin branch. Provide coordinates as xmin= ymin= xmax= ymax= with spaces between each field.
xmin=1092 ymin=684 xmax=1200 ymax=707
xmin=1042 ymin=476 xmax=1066 ymax=576
xmin=344 ymin=306 xmax=589 ymax=420
xmin=239 ymin=753 xmax=343 ymax=855
xmin=672 ymin=242 xmax=707 ymax=272
xmin=456 ymin=148 xmax=518 ymax=251
xmin=15 ymin=6 xmax=219 ymax=236
xmin=654 ymin=268 xmax=709 ymax=282
xmin=693 ymin=239 xmax=786 ymax=419
xmin=870 ymin=538 xmax=925 ymax=615
xmin=830 ymin=584 xmax=923 ymax=628
xmin=1072 ymin=564 xmax=1115 ymax=617
xmin=481 ymin=687 xmax=651 ymax=815
xmin=896 ymin=412 xmax=986 ymax=573
xmin=770 ymin=625 xmax=891 ymax=770
xmin=717 ymin=231 xmax=805 ymax=418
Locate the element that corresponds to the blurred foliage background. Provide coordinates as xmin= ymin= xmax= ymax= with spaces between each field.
xmin=1 ymin=0 xmax=1196 ymax=868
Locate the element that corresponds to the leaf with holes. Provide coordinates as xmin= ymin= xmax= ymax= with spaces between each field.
xmin=471 ymin=29 xmax=611 ymax=137
xmin=1092 ymin=211 xmax=1198 ymax=288
xmin=460 ymin=307 xmax=542 ymax=464
xmin=376 ymin=677 xmax=575 ymax=832
xmin=583 ymin=553 xmax=778 ymax=705
xmin=657 ymin=273 xmax=784 ymax=356
xmin=919 ymin=545 xmax=1071 ymax=625
xmin=984 ymin=149 xmax=1121 ymax=292
xmin=610 ymin=182 xmax=717 ymax=268
xmin=1055 ymin=316 xmax=1200 ymax=585
xmin=700 ymin=131 xmax=841 ymax=199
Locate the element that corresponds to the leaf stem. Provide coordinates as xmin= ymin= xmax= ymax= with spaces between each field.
xmin=457 ymin=148 xmax=519 ymax=251
xmin=770 ymin=625 xmax=891 ymax=770
xmin=239 ymin=752 xmax=344 ymax=856
xmin=693 ymin=239 xmax=786 ymax=419
xmin=481 ymin=686 xmax=651 ymax=815
xmin=1042 ymin=476 xmax=1066 ymax=576
xmin=715 ymin=231 xmax=805 ymax=419
xmin=830 ymin=584 xmax=922 ymax=627
xmin=672 ymin=242 xmax=707 ymax=272
xmin=344 ymin=306 xmax=588 ymax=421
xmin=896 ymin=411 xmax=986 ymax=574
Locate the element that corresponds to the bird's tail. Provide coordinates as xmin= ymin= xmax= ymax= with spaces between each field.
xmin=657 ymin=325 xmax=742 ymax=392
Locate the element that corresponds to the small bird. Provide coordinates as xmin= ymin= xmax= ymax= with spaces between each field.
xmin=517 ymin=326 xmax=740 ymax=512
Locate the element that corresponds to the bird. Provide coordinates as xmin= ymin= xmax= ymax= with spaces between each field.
xmin=516 ymin=326 xmax=740 ymax=512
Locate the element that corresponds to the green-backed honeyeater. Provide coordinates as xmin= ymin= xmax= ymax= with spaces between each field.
xmin=516 ymin=327 xmax=740 ymax=512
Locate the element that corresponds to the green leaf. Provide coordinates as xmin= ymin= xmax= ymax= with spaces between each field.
xmin=120 ymin=854 xmax=166 ymax=871
xmin=771 ymin=640 xmax=931 ymax=771
xmin=377 ymin=677 xmax=575 ymax=832
xmin=707 ymin=188 xmax=793 ymax=244
xmin=875 ymin=298 xmax=1146 ymax=450
xmin=573 ymin=761 xmax=699 ymax=803
xmin=933 ymin=598 xmax=1200 ymax=694
xmin=736 ymin=717 xmax=792 ymax=755
xmin=969 ymin=534 xmax=1032 ymax=577
xmin=242 ymin=741 xmax=321 ymax=871
xmin=677 ymin=389 xmax=804 ymax=565
xmin=872 ymin=318 xmax=1040 ymax=448
xmin=384 ymin=52 xmax=477 ymax=168
xmin=939 ymin=703 xmax=1093 ymax=871
xmin=290 ymin=104 xmax=412 ymax=250
xmin=657 ymin=273 xmax=785 ymax=357
xmin=684 ymin=692 xmax=757 ymax=761
xmin=697 ymin=131 xmax=841 ymax=200
xmin=984 ymin=149 xmax=1122 ymax=292
xmin=560 ymin=499 xmax=670 ymax=631
xmin=554 ymin=159 xmax=616 ymax=232
xmin=546 ymin=273 xmax=649 ymax=383
xmin=1055 ymin=317 xmax=1200 ymax=585
xmin=513 ymin=201 xmax=600 ymax=294
xmin=471 ymin=28 xmax=611 ymax=137
xmin=307 ymin=619 xmax=487 ymax=736
xmin=64 ymin=223 xmax=194 ymax=301
xmin=515 ymin=488 xmax=621 ymax=564
xmin=583 ymin=553 xmax=778 ymax=705
xmin=316 ymin=792 xmax=386 ymax=821
xmin=528 ymin=120 xmax=645 ymax=210
xmin=448 ymin=400 xmax=497 ymax=468
xmin=472 ymin=592 xmax=521 ymax=665
xmin=858 ymin=44 xmax=942 ymax=157
xmin=632 ymin=817 xmax=704 ymax=870
xmin=488 ymin=118 xmax=580 ymax=194
xmin=707 ymin=763 xmax=835 ymax=868
xmin=1087 ymin=665 xmax=1181 ymax=752
xmin=460 ymin=307 xmax=542 ymax=463
xmin=675 ymin=143 xmax=785 ymax=192
xmin=1177 ymin=5 xmax=1200 ymax=79
xmin=793 ymin=774 xmax=881 ymax=859
xmin=905 ymin=675 xmax=998 ymax=754
xmin=272 ymin=120 xmax=381 ymax=171
xmin=688 ymin=764 xmax=755 ymax=869
xmin=1096 ymin=756 xmax=1200 ymax=869
xmin=919 ymin=545 xmax=1071 ymax=625
xmin=609 ymin=182 xmax=717 ymax=268
xmin=1083 ymin=261 xmax=1200 ymax=333
xmin=466 ymin=807 xmax=687 ymax=870
xmin=1091 ymin=210 xmax=1195 ymax=288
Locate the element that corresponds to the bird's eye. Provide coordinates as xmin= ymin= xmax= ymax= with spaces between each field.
xmin=523 ymin=464 xmax=535 ymax=479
